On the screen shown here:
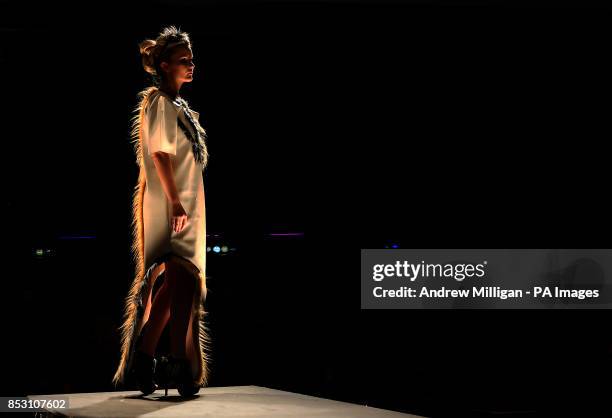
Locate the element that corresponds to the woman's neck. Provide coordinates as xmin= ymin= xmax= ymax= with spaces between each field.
xmin=159 ymin=81 xmax=181 ymax=100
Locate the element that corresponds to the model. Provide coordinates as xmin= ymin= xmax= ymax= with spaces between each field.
xmin=112 ymin=25 xmax=211 ymax=397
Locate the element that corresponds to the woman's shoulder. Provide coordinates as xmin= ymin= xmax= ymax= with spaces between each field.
xmin=145 ymin=89 xmax=179 ymax=114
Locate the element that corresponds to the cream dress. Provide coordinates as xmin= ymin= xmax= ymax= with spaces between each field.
xmin=141 ymin=89 xmax=206 ymax=276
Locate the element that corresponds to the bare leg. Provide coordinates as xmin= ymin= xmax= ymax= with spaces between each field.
xmin=166 ymin=255 xmax=198 ymax=359
xmin=140 ymin=271 xmax=172 ymax=357
xmin=142 ymin=263 xmax=165 ymax=325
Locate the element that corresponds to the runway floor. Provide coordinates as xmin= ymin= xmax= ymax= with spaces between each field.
xmin=28 ymin=385 xmax=424 ymax=417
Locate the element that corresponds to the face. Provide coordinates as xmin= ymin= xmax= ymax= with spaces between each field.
xmin=160 ymin=45 xmax=195 ymax=83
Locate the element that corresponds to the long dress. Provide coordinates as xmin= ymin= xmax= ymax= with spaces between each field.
xmin=113 ymin=86 xmax=211 ymax=389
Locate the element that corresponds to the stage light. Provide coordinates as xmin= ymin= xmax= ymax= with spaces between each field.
xmin=213 ymin=246 xmax=221 ymax=253
xmin=206 ymin=246 xmax=211 ymax=252
xmin=221 ymin=245 xmax=228 ymax=253
xmin=33 ymin=248 xmax=53 ymax=257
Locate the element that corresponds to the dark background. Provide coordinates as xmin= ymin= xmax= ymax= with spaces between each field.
xmin=1 ymin=1 xmax=612 ymax=416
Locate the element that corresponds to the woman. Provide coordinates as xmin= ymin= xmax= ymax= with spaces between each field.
xmin=112 ymin=25 xmax=211 ymax=397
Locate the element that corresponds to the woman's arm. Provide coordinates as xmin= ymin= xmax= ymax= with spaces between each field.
xmin=152 ymin=151 xmax=187 ymax=232
xmin=151 ymin=151 xmax=180 ymax=204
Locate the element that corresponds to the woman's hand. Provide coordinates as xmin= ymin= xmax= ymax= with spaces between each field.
xmin=171 ymin=200 xmax=188 ymax=233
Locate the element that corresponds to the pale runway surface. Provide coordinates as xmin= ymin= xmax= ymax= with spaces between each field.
xmin=28 ymin=385 xmax=425 ymax=417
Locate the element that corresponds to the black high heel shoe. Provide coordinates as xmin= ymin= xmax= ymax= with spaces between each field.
xmin=132 ymin=350 xmax=157 ymax=395
xmin=155 ymin=355 xmax=201 ymax=397
xmin=131 ymin=323 xmax=158 ymax=395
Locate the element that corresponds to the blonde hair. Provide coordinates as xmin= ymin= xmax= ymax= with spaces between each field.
xmin=138 ymin=25 xmax=192 ymax=85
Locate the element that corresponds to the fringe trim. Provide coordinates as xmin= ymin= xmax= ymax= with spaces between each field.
xmin=174 ymin=96 xmax=209 ymax=169
xmin=112 ymin=86 xmax=212 ymax=388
